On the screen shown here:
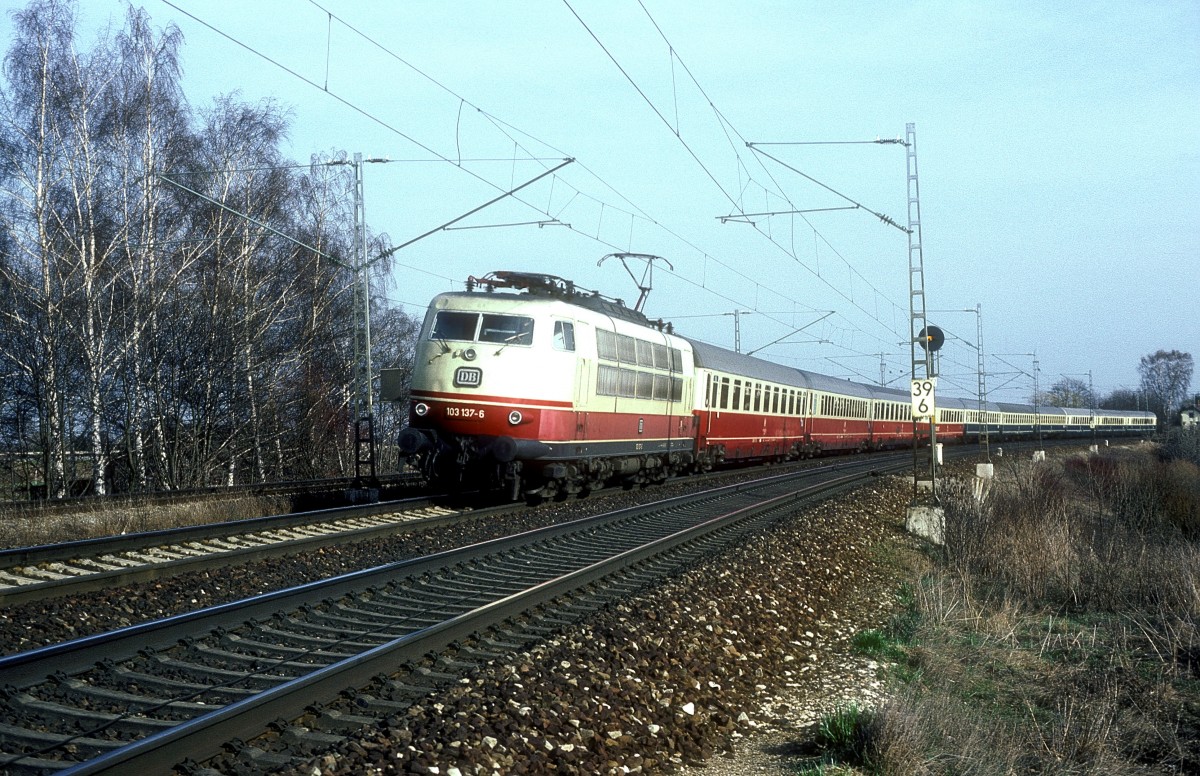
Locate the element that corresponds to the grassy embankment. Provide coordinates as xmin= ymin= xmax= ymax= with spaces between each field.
xmin=0 ymin=494 xmax=292 ymax=549
xmin=800 ymin=433 xmax=1200 ymax=775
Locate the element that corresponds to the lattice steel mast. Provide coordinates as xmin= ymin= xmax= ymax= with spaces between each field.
xmin=348 ymin=153 xmax=378 ymax=486
xmin=906 ymin=123 xmax=937 ymax=500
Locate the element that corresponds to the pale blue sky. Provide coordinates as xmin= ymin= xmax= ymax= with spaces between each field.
xmin=8 ymin=0 xmax=1198 ymax=401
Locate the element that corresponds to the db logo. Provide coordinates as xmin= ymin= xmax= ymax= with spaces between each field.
xmin=454 ymin=367 xmax=482 ymax=387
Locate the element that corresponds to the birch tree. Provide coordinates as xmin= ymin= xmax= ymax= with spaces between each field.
xmin=0 ymin=0 xmax=81 ymax=497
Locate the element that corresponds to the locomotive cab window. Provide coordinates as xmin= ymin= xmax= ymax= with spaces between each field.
xmin=431 ymin=311 xmax=534 ymax=346
xmin=553 ymin=321 xmax=575 ymax=351
xmin=479 ymin=314 xmax=533 ymax=345
xmin=431 ymin=311 xmax=479 ymax=341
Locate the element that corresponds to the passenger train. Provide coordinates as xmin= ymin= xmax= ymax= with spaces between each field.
xmin=384 ymin=271 xmax=1156 ymax=499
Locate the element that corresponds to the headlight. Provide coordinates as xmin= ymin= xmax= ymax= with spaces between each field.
xmin=462 ymin=348 xmax=477 ymax=361
xmin=414 ymin=402 xmax=430 ymax=417
xmin=508 ymin=410 xmax=523 ymax=425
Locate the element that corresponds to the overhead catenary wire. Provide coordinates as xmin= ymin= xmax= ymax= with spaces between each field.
xmin=569 ymin=0 xmax=914 ymax=353
xmin=160 ymin=0 xmax=906 ymax=360
xmin=152 ymin=1 xmax=833 ymax=347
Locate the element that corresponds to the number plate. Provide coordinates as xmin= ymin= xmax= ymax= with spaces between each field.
xmin=445 ymin=406 xmax=486 ymax=421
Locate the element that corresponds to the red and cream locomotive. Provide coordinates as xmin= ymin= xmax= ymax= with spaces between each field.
xmin=384 ymin=271 xmax=1155 ymax=499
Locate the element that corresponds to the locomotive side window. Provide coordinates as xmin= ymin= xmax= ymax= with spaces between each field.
xmin=636 ymin=340 xmax=654 ymax=367
xmin=598 ymin=365 xmax=620 ymax=395
xmin=653 ymin=374 xmax=670 ymax=401
xmin=431 ymin=311 xmax=479 ymax=341
xmin=597 ymin=330 xmax=619 ymax=360
xmin=636 ymin=372 xmax=655 ymax=399
xmin=479 ymin=314 xmax=533 ymax=345
xmin=618 ymin=335 xmax=637 ymax=363
xmin=553 ymin=321 xmax=576 ymax=351
xmin=618 ymin=368 xmax=637 ymax=397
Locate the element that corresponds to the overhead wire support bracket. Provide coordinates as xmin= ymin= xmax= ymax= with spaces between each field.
xmin=748 ymin=139 xmax=907 ymax=147
xmin=155 ymin=174 xmax=351 ymax=269
xmin=745 ymin=311 xmax=834 ymax=356
xmin=718 ymin=205 xmax=860 ymax=224
xmin=366 ymin=158 xmax=574 ymax=268
xmin=745 ymin=143 xmax=912 ymax=235
xmin=442 ymin=219 xmax=567 ymax=232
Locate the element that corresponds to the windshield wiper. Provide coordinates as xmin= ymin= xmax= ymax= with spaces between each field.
xmin=428 ymin=333 xmax=452 ymax=363
xmin=493 ymin=331 xmax=528 ymax=355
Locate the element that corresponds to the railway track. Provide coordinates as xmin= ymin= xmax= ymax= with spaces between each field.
xmin=0 ymin=438 xmax=1066 ymax=609
xmin=0 ymin=455 xmax=908 ymax=775
xmin=0 ymin=497 xmax=477 ymax=607
xmin=0 ymin=451 xmax=867 ymax=609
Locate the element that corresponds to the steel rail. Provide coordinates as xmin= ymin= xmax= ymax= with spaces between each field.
xmin=0 ymin=440 xmax=1047 ymax=606
xmin=0 ymin=453 xmax=865 ymax=606
xmin=0 ymin=496 xmax=491 ymax=606
xmin=0 ymin=457 xmax=905 ymax=774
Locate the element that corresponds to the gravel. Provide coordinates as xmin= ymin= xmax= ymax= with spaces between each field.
xmin=280 ymin=474 xmax=915 ymax=775
xmin=0 ymin=465 xmax=922 ymax=774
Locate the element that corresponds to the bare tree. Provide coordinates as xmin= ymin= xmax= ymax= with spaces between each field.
xmin=1099 ymin=387 xmax=1143 ymax=411
xmin=104 ymin=5 xmax=191 ymax=492
xmin=1038 ymin=376 xmax=1094 ymax=409
xmin=0 ymin=0 xmax=417 ymax=497
xmin=0 ymin=0 xmax=83 ymax=498
xmin=1139 ymin=350 xmax=1194 ymax=429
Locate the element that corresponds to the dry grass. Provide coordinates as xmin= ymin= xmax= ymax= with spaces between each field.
xmin=797 ymin=444 xmax=1200 ymax=775
xmin=0 ymin=495 xmax=293 ymax=549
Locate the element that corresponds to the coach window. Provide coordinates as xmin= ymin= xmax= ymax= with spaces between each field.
xmin=720 ymin=377 xmax=730 ymax=409
xmin=553 ymin=321 xmax=575 ymax=351
xmin=732 ymin=380 xmax=742 ymax=410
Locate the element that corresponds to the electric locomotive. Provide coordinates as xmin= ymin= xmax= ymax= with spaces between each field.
xmin=393 ymin=271 xmax=698 ymax=499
